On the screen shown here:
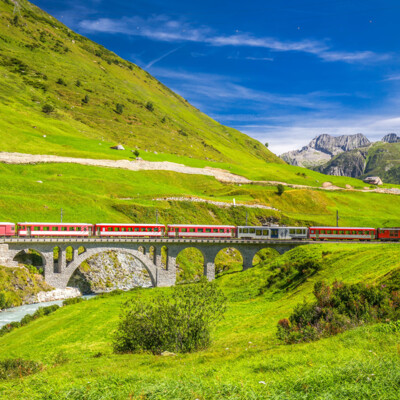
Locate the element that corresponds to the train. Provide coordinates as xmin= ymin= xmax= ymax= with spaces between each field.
xmin=0 ymin=222 xmax=400 ymax=241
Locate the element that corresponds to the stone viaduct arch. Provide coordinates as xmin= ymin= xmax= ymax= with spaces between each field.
xmin=0 ymin=239 xmax=307 ymax=289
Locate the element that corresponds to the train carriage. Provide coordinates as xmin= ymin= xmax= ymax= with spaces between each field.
xmin=17 ymin=223 xmax=93 ymax=237
xmin=377 ymin=228 xmax=400 ymax=241
xmin=0 ymin=223 xmax=15 ymax=237
xmin=95 ymin=223 xmax=165 ymax=237
xmin=237 ymin=226 xmax=308 ymax=240
xmin=309 ymin=227 xmax=376 ymax=241
xmin=167 ymin=225 xmax=236 ymax=238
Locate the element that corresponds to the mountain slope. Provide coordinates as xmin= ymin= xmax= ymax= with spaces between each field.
xmin=0 ymin=0 xmax=281 ymax=170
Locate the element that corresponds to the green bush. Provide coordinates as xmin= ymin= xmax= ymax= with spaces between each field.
xmin=0 ymin=292 xmax=5 ymax=309
xmin=277 ymin=184 xmax=285 ymax=195
xmin=113 ymin=280 xmax=226 ymax=354
xmin=277 ymin=280 xmax=400 ymax=344
xmin=0 ymin=359 xmax=42 ymax=380
xmin=41 ymin=104 xmax=54 ymax=114
xmin=145 ymin=101 xmax=154 ymax=112
xmin=63 ymin=297 xmax=84 ymax=306
xmin=115 ymin=103 xmax=124 ymax=114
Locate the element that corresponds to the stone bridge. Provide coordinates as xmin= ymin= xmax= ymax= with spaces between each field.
xmin=0 ymin=238 xmax=310 ymax=289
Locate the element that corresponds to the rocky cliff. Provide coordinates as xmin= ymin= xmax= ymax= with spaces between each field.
xmin=68 ymin=251 xmax=153 ymax=294
xmin=281 ymin=133 xmax=370 ymax=168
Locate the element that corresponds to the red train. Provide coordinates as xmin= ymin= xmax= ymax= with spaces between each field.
xmin=0 ymin=222 xmax=399 ymax=241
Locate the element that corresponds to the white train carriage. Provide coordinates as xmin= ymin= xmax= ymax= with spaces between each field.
xmin=237 ymin=226 xmax=308 ymax=240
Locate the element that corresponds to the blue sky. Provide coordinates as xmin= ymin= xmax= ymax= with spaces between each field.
xmin=32 ymin=0 xmax=400 ymax=154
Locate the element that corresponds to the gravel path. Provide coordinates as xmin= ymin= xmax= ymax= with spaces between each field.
xmin=0 ymin=152 xmax=399 ymax=195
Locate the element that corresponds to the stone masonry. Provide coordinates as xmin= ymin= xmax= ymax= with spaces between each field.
xmin=0 ymin=239 xmax=307 ymax=289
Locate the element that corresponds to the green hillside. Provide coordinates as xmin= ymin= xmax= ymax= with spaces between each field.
xmin=1 ymin=243 xmax=400 ymax=399
xmin=0 ymin=0 xmax=282 ymax=173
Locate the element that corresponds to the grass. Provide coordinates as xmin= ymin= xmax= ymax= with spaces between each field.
xmin=1 ymin=243 xmax=400 ymax=398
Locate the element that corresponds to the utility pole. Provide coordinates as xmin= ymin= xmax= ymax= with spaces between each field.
xmin=156 ymin=209 xmax=159 ymax=224
xmin=61 ymin=208 xmax=63 ymax=223
xmin=336 ymin=210 xmax=339 ymax=227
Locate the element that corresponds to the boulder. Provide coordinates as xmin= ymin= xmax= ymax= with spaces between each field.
xmin=363 ymin=176 xmax=383 ymax=185
xmin=110 ymin=144 xmax=125 ymax=150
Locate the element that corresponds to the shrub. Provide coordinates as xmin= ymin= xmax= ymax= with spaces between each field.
xmin=277 ymin=280 xmax=400 ymax=344
xmin=75 ymin=79 xmax=81 ymax=87
xmin=82 ymin=94 xmax=89 ymax=104
xmin=145 ymin=101 xmax=154 ymax=112
xmin=277 ymin=184 xmax=285 ymax=195
xmin=113 ymin=279 xmax=226 ymax=354
xmin=0 ymin=292 xmax=5 ymax=309
xmin=115 ymin=103 xmax=124 ymax=114
xmin=42 ymin=104 xmax=54 ymax=114
xmin=0 ymin=359 xmax=42 ymax=380
xmin=133 ymin=149 xmax=140 ymax=157
xmin=63 ymin=297 xmax=84 ymax=306
xmin=56 ymin=78 xmax=66 ymax=85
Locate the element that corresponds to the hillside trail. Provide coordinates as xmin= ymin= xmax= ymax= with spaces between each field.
xmin=0 ymin=152 xmax=398 ymax=195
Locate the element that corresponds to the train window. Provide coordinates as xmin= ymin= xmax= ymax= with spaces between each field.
xmin=189 ymin=228 xmax=195 ymax=232
xmin=43 ymin=227 xmax=49 ymax=231
xmin=52 ymin=227 xmax=58 ymax=231
xmin=62 ymin=227 xmax=67 ymax=231
xmin=290 ymin=229 xmax=295 ymax=234
xmin=206 ymin=228 xmax=211 ymax=233
xmin=219 ymin=229 xmax=224 ymax=233
xmin=263 ymin=230 xmax=269 ymax=236
xmin=181 ymin=228 xmax=187 ymax=232
xmin=256 ymin=230 xmax=262 ymax=236
xmin=320 ymin=230 xmax=325 ymax=234
xmin=249 ymin=229 xmax=255 ymax=233
xmin=77 ymin=227 xmax=82 ymax=231
xmin=310 ymin=230 xmax=314 ymax=233
xmin=243 ymin=229 xmax=248 ymax=233
xmin=134 ymin=228 xmax=139 ymax=232
xmin=296 ymin=229 xmax=302 ymax=234
xmin=213 ymin=229 xmax=218 ymax=233
xmin=34 ymin=226 xmax=40 ymax=231
xmin=128 ymin=228 xmax=132 ymax=232
xmin=106 ymin=228 xmax=112 ymax=232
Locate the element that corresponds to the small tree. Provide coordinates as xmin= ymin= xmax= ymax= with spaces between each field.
xmin=133 ymin=149 xmax=140 ymax=157
xmin=145 ymin=101 xmax=154 ymax=112
xmin=277 ymin=184 xmax=285 ymax=195
xmin=115 ymin=103 xmax=124 ymax=114
xmin=42 ymin=104 xmax=54 ymax=114
xmin=265 ymin=142 xmax=269 ymax=148
xmin=113 ymin=279 xmax=226 ymax=354
xmin=82 ymin=95 xmax=89 ymax=104
xmin=75 ymin=80 xmax=81 ymax=87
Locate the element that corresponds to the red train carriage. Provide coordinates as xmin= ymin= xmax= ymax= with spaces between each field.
xmin=309 ymin=227 xmax=376 ymax=241
xmin=377 ymin=228 xmax=400 ymax=241
xmin=167 ymin=225 xmax=236 ymax=238
xmin=0 ymin=223 xmax=15 ymax=236
xmin=17 ymin=223 xmax=93 ymax=237
xmin=95 ymin=224 xmax=165 ymax=237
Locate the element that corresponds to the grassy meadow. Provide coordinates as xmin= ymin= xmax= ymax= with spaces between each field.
xmin=0 ymin=243 xmax=400 ymax=399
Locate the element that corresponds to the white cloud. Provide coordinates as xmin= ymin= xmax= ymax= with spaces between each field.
xmin=78 ymin=15 xmax=388 ymax=64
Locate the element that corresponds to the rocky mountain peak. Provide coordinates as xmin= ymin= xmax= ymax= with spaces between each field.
xmin=308 ymin=133 xmax=371 ymax=156
xmin=382 ymin=133 xmax=400 ymax=143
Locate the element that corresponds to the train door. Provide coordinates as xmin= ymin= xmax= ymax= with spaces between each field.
xmin=271 ymin=229 xmax=279 ymax=239
xmin=175 ymin=228 xmax=179 ymax=238
xmin=27 ymin=226 xmax=31 ymax=237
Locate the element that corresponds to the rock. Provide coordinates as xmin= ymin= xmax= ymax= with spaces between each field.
xmin=345 ymin=184 xmax=353 ymax=189
xmin=36 ymin=180 xmax=43 ymax=183
xmin=322 ymin=181 xmax=333 ymax=188
xmin=110 ymin=144 xmax=125 ymax=150
xmin=35 ymin=287 xmax=81 ymax=303
xmin=43 ymin=135 xmax=46 ymax=138
xmin=382 ymin=133 xmax=400 ymax=143
xmin=161 ymin=351 xmax=176 ymax=356
xmin=363 ymin=176 xmax=383 ymax=185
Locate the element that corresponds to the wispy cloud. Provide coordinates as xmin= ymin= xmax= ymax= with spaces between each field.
xmin=78 ymin=15 xmax=389 ymax=64
xmin=145 ymin=46 xmax=182 ymax=69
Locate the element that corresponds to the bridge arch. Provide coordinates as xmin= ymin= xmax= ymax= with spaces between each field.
xmin=252 ymin=247 xmax=281 ymax=267
xmin=62 ymin=247 xmax=157 ymax=288
xmin=175 ymin=247 xmax=206 ymax=283
xmin=214 ymin=247 xmax=244 ymax=277
xmin=13 ymin=248 xmax=46 ymax=268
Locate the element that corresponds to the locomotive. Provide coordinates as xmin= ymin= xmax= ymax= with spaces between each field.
xmin=0 ymin=222 xmax=399 ymax=241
